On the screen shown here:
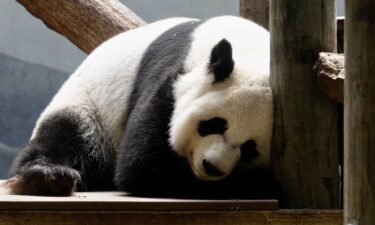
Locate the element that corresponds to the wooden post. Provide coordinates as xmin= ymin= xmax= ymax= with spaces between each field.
xmin=344 ymin=1 xmax=375 ymax=224
xmin=240 ymin=0 xmax=269 ymax=30
xmin=270 ymin=0 xmax=340 ymax=208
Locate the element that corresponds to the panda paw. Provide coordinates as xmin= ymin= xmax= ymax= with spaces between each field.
xmin=6 ymin=164 xmax=81 ymax=196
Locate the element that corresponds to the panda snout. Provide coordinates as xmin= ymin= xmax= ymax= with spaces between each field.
xmin=202 ymin=159 xmax=225 ymax=177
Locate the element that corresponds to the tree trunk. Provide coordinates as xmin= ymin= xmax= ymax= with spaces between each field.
xmin=270 ymin=0 xmax=340 ymax=208
xmin=16 ymin=0 xmax=146 ymax=54
xmin=344 ymin=1 xmax=375 ymax=224
xmin=240 ymin=0 xmax=269 ymax=30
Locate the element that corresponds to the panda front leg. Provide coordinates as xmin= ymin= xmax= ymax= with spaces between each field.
xmin=7 ymin=109 xmax=115 ymax=196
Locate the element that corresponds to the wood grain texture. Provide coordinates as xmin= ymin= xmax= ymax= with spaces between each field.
xmin=0 ymin=193 xmax=278 ymax=211
xmin=0 ymin=180 xmax=278 ymax=211
xmin=0 ymin=182 xmax=342 ymax=224
xmin=16 ymin=0 xmax=146 ymax=54
xmin=0 ymin=210 xmax=342 ymax=225
xmin=344 ymin=1 xmax=375 ymax=225
xmin=315 ymin=52 xmax=344 ymax=103
xmin=270 ymin=0 xmax=340 ymax=208
xmin=240 ymin=0 xmax=269 ymax=30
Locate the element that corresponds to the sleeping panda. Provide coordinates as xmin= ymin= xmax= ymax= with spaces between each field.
xmin=8 ymin=16 xmax=279 ymax=198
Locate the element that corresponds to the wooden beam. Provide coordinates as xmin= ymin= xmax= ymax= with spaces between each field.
xmin=0 ymin=179 xmax=278 ymax=211
xmin=0 ymin=193 xmax=278 ymax=212
xmin=0 ymin=210 xmax=342 ymax=225
xmin=16 ymin=0 xmax=146 ymax=54
xmin=344 ymin=1 xmax=375 ymax=225
xmin=270 ymin=0 xmax=340 ymax=208
xmin=240 ymin=0 xmax=269 ymax=30
xmin=0 ymin=180 xmax=340 ymax=225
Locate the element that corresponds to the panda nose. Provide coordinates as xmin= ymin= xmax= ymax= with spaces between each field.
xmin=202 ymin=159 xmax=225 ymax=177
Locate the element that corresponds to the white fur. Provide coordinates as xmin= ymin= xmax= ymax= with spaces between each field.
xmin=31 ymin=18 xmax=194 ymax=153
xmin=31 ymin=16 xmax=272 ymax=182
xmin=170 ymin=16 xmax=273 ymax=180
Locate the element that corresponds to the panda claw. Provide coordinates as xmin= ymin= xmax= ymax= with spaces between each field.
xmin=7 ymin=165 xmax=80 ymax=196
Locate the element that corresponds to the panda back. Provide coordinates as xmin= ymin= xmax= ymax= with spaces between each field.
xmin=32 ymin=18 xmax=196 ymax=147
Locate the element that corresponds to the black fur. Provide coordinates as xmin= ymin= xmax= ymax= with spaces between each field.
xmin=240 ymin=140 xmax=259 ymax=162
xmin=209 ymin=39 xmax=234 ymax=83
xmin=9 ymin=110 xmax=114 ymax=195
xmin=198 ymin=117 xmax=228 ymax=137
xmin=202 ymin=159 xmax=225 ymax=177
xmin=10 ymin=20 xmax=280 ymax=199
xmin=115 ymin=21 xmax=280 ymax=199
xmin=115 ymin=21 xmax=202 ymax=197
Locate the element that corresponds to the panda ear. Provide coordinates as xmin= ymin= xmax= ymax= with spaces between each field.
xmin=208 ymin=39 xmax=234 ymax=83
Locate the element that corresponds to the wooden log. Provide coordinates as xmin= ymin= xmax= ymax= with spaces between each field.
xmin=344 ymin=1 xmax=375 ymax=224
xmin=16 ymin=0 xmax=146 ymax=54
xmin=315 ymin=52 xmax=344 ymax=103
xmin=270 ymin=0 xmax=340 ymax=208
xmin=240 ymin=0 xmax=269 ymax=30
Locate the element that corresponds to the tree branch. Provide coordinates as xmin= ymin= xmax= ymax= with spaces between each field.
xmin=16 ymin=0 xmax=146 ymax=54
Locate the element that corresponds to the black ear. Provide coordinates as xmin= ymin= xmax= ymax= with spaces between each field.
xmin=209 ymin=39 xmax=234 ymax=83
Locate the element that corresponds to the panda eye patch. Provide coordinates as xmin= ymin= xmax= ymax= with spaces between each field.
xmin=198 ymin=117 xmax=227 ymax=137
xmin=240 ymin=139 xmax=259 ymax=162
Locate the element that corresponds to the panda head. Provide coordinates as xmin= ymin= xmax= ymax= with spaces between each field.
xmin=170 ymin=39 xmax=273 ymax=181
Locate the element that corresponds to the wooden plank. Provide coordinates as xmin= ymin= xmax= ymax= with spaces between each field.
xmin=0 ymin=192 xmax=277 ymax=211
xmin=0 ymin=210 xmax=343 ymax=225
xmin=0 ymin=180 xmax=277 ymax=211
xmin=0 ymin=181 xmax=342 ymax=225
xmin=270 ymin=0 xmax=340 ymax=208
xmin=344 ymin=1 xmax=375 ymax=225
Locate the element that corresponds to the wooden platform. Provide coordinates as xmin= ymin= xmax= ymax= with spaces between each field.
xmin=0 ymin=180 xmax=343 ymax=225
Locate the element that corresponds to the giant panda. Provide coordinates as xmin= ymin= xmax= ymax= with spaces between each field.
xmin=7 ymin=16 xmax=279 ymax=198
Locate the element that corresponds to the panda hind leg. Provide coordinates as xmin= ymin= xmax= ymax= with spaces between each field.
xmin=7 ymin=109 xmax=114 ymax=196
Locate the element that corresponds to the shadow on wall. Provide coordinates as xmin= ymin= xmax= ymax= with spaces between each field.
xmin=0 ymin=53 xmax=69 ymax=179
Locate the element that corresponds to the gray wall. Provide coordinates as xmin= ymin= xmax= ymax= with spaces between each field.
xmin=0 ymin=0 xmax=239 ymax=74
xmin=0 ymin=1 xmax=85 ymax=73
xmin=337 ymin=0 xmax=344 ymax=17
xmin=0 ymin=0 xmax=344 ymax=74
